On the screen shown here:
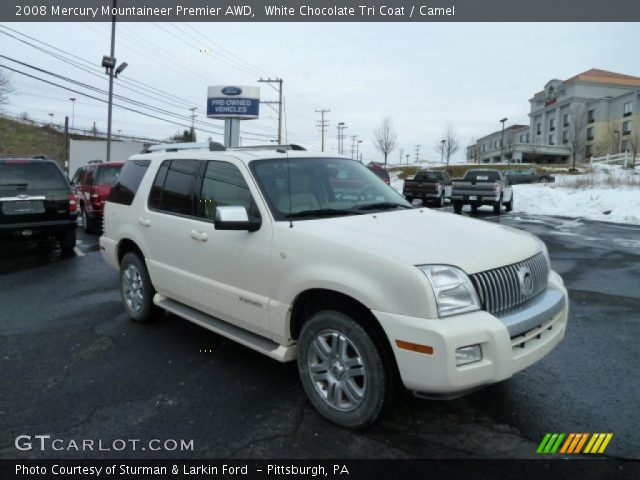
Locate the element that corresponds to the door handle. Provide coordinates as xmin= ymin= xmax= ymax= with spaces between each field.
xmin=138 ymin=217 xmax=151 ymax=227
xmin=190 ymin=230 xmax=208 ymax=242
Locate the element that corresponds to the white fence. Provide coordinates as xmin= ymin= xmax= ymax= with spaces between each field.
xmin=590 ymin=152 xmax=638 ymax=167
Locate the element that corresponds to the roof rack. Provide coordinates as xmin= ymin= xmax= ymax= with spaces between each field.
xmin=140 ymin=142 xmax=307 ymax=154
xmin=227 ymin=144 xmax=307 ymax=152
xmin=141 ymin=141 xmax=226 ymax=153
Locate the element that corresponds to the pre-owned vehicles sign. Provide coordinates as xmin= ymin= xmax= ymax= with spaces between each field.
xmin=207 ymin=85 xmax=260 ymax=119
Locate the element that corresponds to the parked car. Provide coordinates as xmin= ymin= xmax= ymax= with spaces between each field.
xmin=367 ymin=163 xmax=391 ymax=185
xmin=101 ymin=144 xmax=568 ymax=429
xmin=71 ymin=161 xmax=124 ymax=233
xmin=0 ymin=155 xmax=77 ymax=253
xmin=505 ymin=168 xmax=555 ymax=184
xmin=402 ymin=169 xmax=452 ymax=207
xmin=450 ymin=169 xmax=514 ymax=215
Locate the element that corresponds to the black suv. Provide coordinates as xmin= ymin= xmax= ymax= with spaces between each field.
xmin=0 ymin=156 xmax=77 ymax=253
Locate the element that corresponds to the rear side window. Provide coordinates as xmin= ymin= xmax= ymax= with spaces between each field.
xmin=97 ymin=165 xmax=122 ymax=185
xmin=148 ymin=159 xmax=199 ymax=216
xmin=108 ymin=160 xmax=150 ymax=205
xmin=0 ymin=161 xmax=67 ymax=191
xmin=415 ymin=171 xmax=442 ymax=181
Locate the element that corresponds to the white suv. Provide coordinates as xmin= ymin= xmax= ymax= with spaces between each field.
xmin=101 ymin=143 xmax=568 ymax=428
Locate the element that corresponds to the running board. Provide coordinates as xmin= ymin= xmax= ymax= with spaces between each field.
xmin=153 ymin=294 xmax=296 ymax=362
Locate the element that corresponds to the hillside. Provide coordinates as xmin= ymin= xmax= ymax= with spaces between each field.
xmin=0 ymin=115 xmax=92 ymax=167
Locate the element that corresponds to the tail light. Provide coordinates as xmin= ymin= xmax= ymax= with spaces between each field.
xmin=68 ymin=194 xmax=77 ymax=213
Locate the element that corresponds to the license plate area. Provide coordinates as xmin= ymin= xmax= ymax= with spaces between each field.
xmin=2 ymin=200 xmax=45 ymax=215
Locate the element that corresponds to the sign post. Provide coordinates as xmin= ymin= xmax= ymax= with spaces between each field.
xmin=207 ymin=85 xmax=260 ymax=147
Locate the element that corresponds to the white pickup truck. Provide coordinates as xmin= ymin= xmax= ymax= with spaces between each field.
xmin=100 ymin=143 xmax=569 ymax=428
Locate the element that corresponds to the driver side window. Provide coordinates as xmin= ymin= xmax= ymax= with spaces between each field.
xmin=197 ymin=161 xmax=257 ymax=221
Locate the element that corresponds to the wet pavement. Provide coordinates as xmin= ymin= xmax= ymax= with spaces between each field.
xmin=0 ymin=211 xmax=638 ymax=460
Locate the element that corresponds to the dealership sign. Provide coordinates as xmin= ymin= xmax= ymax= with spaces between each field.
xmin=207 ymin=85 xmax=260 ymax=119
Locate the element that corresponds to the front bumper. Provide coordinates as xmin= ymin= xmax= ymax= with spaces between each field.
xmin=373 ymin=270 xmax=568 ymax=395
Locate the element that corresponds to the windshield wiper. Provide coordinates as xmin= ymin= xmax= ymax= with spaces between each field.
xmin=0 ymin=182 xmax=28 ymax=187
xmin=356 ymin=202 xmax=413 ymax=211
xmin=284 ymin=208 xmax=361 ymax=219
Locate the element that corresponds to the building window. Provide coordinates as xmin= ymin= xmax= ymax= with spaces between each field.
xmin=562 ymin=130 xmax=568 ymax=144
xmin=548 ymin=134 xmax=555 ymax=145
xmin=588 ymin=109 xmax=595 ymax=123
xmin=587 ymin=127 xmax=594 ymax=141
xmin=621 ymin=140 xmax=630 ymax=152
xmin=623 ymin=120 xmax=632 ymax=135
xmin=526 ymin=133 xmax=530 ymax=143
xmin=536 ymin=123 xmax=541 ymax=135
xmin=549 ymin=118 xmax=555 ymax=131
xmin=586 ymin=144 xmax=593 ymax=157
xmin=623 ymin=102 xmax=633 ymax=117
xmin=563 ymin=113 xmax=569 ymax=127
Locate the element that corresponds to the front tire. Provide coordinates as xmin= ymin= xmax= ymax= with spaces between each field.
xmin=453 ymin=201 xmax=463 ymax=214
xmin=119 ymin=252 xmax=163 ymax=323
xmin=297 ymin=310 xmax=392 ymax=429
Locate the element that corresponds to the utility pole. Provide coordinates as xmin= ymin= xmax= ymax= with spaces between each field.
xmin=315 ymin=108 xmax=330 ymax=152
xmin=258 ymin=78 xmax=283 ymax=144
xmin=350 ymin=136 xmax=357 ymax=159
xmin=406 ymin=154 xmax=410 ymax=165
xmin=356 ymin=140 xmax=362 ymax=163
xmin=414 ymin=145 xmax=421 ymax=164
xmin=399 ymin=148 xmax=404 ymax=165
xmin=69 ymin=98 xmax=76 ymax=130
xmin=337 ymin=122 xmax=347 ymax=154
xmin=189 ymin=107 xmax=197 ymax=141
xmin=500 ymin=117 xmax=508 ymax=163
xmin=63 ymin=116 xmax=69 ymax=174
xmin=106 ymin=0 xmax=116 ymax=162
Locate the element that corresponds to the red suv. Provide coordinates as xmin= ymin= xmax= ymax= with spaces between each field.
xmin=71 ymin=161 xmax=124 ymax=233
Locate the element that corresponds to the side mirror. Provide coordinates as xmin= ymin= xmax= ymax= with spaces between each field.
xmin=214 ymin=206 xmax=261 ymax=232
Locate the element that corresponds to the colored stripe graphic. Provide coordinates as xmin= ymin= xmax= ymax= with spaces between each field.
xmin=539 ymin=433 xmax=613 ymax=455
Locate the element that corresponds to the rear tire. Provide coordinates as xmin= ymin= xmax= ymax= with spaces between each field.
xmin=453 ymin=201 xmax=463 ymax=214
xmin=437 ymin=194 xmax=445 ymax=208
xmin=297 ymin=310 xmax=393 ymax=429
xmin=505 ymin=195 xmax=513 ymax=212
xmin=57 ymin=230 xmax=76 ymax=254
xmin=81 ymin=206 xmax=98 ymax=234
xmin=119 ymin=252 xmax=163 ymax=323
xmin=404 ymin=196 xmax=413 ymax=204
xmin=493 ymin=197 xmax=503 ymax=215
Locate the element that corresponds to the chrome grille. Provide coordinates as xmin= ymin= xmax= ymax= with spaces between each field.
xmin=470 ymin=252 xmax=549 ymax=317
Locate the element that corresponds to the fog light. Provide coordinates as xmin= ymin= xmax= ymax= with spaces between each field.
xmin=456 ymin=345 xmax=482 ymax=366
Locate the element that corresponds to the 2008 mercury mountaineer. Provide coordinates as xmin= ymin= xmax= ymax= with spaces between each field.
xmin=100 ymin=142 xmax=569 ymax=428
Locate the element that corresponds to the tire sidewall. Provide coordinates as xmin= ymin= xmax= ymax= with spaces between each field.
xmin=120 ymin=252 xmax=155 ymax=323
xmin=297 ymin=310 xmax=388 ymax=429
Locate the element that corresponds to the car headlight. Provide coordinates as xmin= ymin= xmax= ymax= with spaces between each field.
xmin=418 ymin=265 xmax=481 ymax=317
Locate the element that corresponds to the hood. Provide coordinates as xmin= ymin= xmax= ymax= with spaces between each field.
xmin=290 ymin=208 xmax=543 ymax=275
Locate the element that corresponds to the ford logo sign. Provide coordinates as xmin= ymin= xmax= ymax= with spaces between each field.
xmin=222 ymin=86 xmax=242 ymax=96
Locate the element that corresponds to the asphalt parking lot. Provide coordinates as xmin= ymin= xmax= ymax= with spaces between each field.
xmin=1 ymin=208 xmax=639 ymax=460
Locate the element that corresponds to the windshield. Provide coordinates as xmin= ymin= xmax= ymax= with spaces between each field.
xmin=97 ymin=165 xmax=123 ymax=185
xmin=0 ymin=161 xmax=67 ymax=191
xmin=249 ymin=157 xmax=411 ymax=221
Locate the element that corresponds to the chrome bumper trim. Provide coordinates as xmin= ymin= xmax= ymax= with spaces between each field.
xmin=501 ymin=287 xmax=565 ymax=337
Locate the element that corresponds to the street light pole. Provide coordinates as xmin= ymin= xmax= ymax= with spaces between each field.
xmin=500 ymin=117 xmax=508 ymax=163
xmin=440 ymin=139 xmax=445 ymax=164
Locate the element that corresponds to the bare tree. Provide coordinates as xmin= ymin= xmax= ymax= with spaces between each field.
xmin=567 ymin=104 xmax=588 ymax=170
xmin=435 ymin=125 xmax=460 ymax=169
xmin=0 ymin=69 xmax=12 ymax=109
xmin=372 ymin=116 xmax=398 ymax=165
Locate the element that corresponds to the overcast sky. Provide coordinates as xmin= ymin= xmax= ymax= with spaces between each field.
xmin=1 ymin=22 xmax=639 ymax=163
